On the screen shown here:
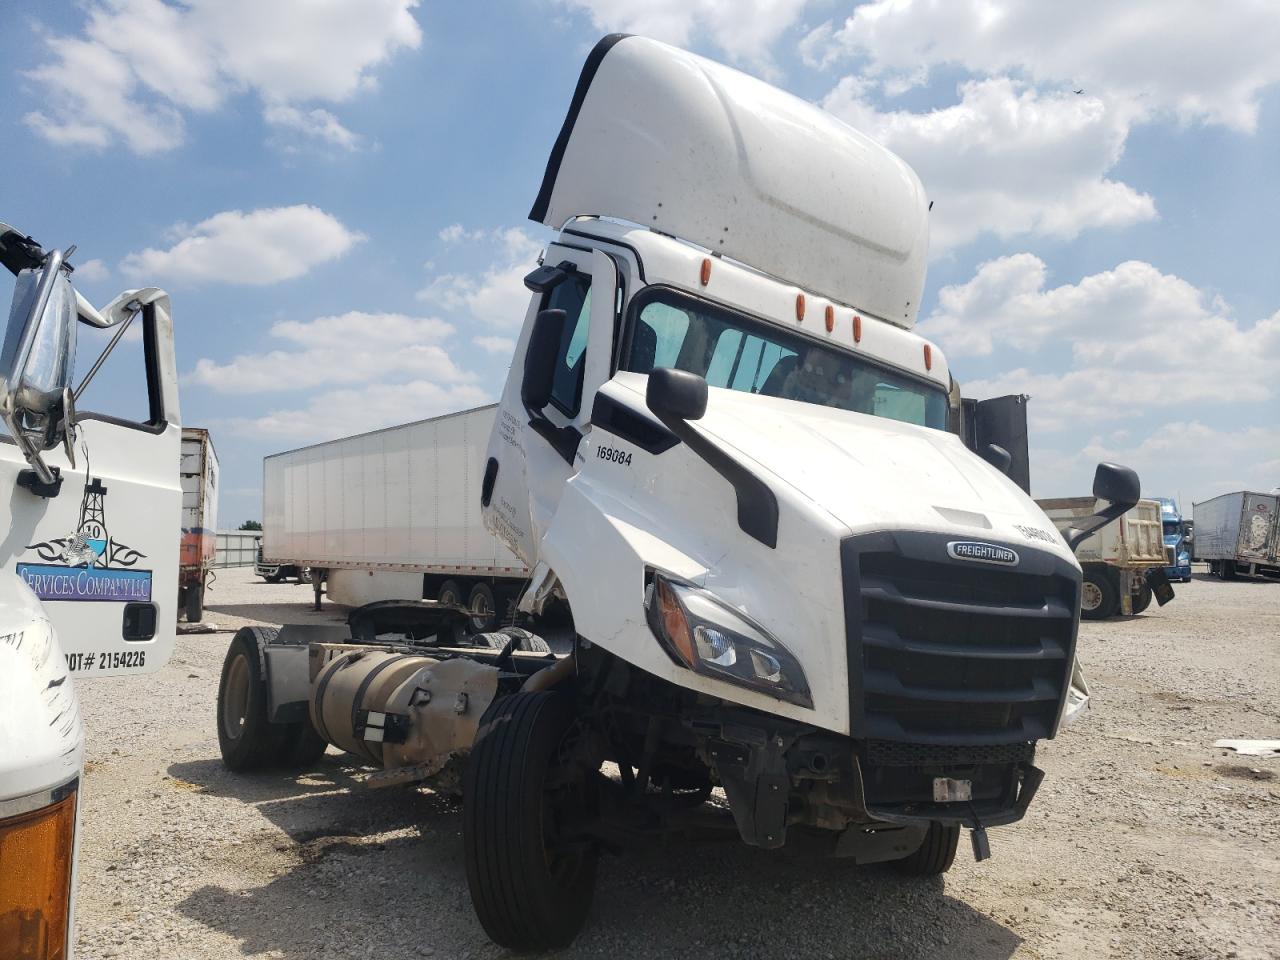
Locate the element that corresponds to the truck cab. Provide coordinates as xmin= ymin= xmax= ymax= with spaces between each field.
xmin=1 ymin=224 xmax=180 ymax=957
xmin=1157 ymin=497 xmax=1193 ymax=582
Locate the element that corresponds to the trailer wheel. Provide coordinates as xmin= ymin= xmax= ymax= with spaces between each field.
xmin=1131 ymin=582 xmax=1153 ymax=614
xmin=467 ymin=582 xmax=499 ymax=632
xmin=464 ymin=692 xmax=597 ymax=951
xmin=185 ymin=580 xmax=205 ymax=622
xmin=892 ymin=821 xmax=960 ymax=876
xmin=217 ymin=627 xmax=327 ymax=772
xmin=1080 ymin=568 xmax=1119 ymax=620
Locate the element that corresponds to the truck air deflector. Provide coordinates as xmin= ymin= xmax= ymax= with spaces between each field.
xmin=530 ymin=35 xmax=930 ymax=328
xmin=841 ymin=531 xmax=1080 ymax=746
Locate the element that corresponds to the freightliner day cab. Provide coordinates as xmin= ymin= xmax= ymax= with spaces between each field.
xmin=1 ymin=225 xmax=181 ymax=958
xmin=215 ymin=36 xmax=1142 ymax=950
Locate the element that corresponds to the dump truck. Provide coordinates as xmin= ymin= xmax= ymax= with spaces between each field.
xmin=1037 ymin=497 xmax=1175 ymax=618
xmin=1194 ymin=491 xmax=1280 ymax=580
xmin=1 ymin=222 xmax=180 ymax=957
xmin=213 ymin=35 xmax=1143 ymax=951
xmin=260 ymin=404 xmax=528 ymax=627
xmin=178 ymin=426 xmax=218 ymax=622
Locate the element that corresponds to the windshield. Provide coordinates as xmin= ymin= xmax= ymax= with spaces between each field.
xmin=1163 ymin=521 xmax=1181 ymax=538
xmin=621 ymin=290 xmax=948 ymax=429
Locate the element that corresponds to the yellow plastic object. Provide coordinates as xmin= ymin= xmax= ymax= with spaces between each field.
xmin=0 ymin=791 xmax=76 ymax=960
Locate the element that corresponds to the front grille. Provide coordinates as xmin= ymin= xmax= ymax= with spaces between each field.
xmin=845 ymin=537 xmax=1078 ymax=745
xmin=866 ymin=739 xmax=1035 ymax=767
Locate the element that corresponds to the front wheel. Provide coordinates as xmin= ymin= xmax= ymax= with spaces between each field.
xmin=892 ymin=821 xmax=960 ymax=876
xmin=464 ymin=692 xmax=597 ymax=951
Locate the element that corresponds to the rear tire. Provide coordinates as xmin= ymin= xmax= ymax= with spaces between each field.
xmin=1131 ymin=582 xmax=1153 ymax=614
xmin=468 ymin=582 xmax=499 ymax=633
xmin=1080 ymin=567 xmax=1119 ymax=620
xmin=893 ymin=821 xmax=960 ymax=876
xmin=464 ymin=692 xmax=597 ymax=951
xmin=185 ymin=581 xmax=205 ymax=622
xmin=217 ymin=627 xmax=327 ymax=772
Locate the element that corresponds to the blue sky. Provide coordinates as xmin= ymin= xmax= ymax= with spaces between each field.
xmin=3 ymin=0 xmax=1277 ymax=525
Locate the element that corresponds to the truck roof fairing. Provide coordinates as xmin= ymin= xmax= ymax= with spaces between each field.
xmin=530 ymin=34 xmax=931 ymax=329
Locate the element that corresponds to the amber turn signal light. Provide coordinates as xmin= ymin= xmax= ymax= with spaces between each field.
xmin=0 ymin=791 xmax=77 ymax=960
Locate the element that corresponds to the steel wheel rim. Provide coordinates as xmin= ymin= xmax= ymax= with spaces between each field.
xmin=471 ymin=592 xmax=492 ymax=630
xmin=1081 ymin=581 xmax=1102 ymax=611
xmin=222 ymin=654 xmax=250 ymax=740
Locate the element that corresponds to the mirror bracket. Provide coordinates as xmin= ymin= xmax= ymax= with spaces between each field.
xmin=17 ymin=465 xmax=63 ymax=498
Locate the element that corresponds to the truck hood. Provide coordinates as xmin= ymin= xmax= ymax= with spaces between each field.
xmin=0 ymin=579 xmax=83 ymax=800
xmin=616 ymin=376 xmax=1072 ymax=563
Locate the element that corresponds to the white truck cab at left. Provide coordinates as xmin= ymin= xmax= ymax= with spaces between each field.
xmin=0 ymin=223 xmax=181 ymax=958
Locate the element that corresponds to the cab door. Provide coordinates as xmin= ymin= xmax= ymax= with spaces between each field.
xmin=0 ymin=298 xmax=181 ymax=678
xmin=483 ymin=245 xmax=619 ymax=567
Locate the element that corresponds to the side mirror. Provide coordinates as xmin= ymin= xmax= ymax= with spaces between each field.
xmin=1 ymin=248 xmax=78 ymax=485
xmin=522 ymin=308 xmax=566 ymax=413
xmin=1062 ymin=461 xmax=1142 ymax=554
xmin=1092 ymin=462 xmax=1139 ymax=508
xmin=646 ymin=368 xmax=708 ymax=423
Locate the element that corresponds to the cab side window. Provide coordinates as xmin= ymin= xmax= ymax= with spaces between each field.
xmin=545 ymin=273 xmax=592 ymax=417
xmin=75 ymin=318 xmax=158 ymax=427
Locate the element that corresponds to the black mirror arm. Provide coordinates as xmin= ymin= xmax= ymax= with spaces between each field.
xmin=1063 ymin=500 xmax=1134 ymax=554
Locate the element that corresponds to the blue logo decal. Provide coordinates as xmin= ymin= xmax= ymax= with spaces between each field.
xmin=17 ymin=563 xmax=152 ymax=602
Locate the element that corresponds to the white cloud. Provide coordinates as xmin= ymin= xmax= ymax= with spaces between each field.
xmin=221 ymin=379 xmax=492 ymax=442
xmin=557 ymin=0 xmax=808 ymax=70
xmin=923 ymin=255 xmax=1280 ymax=431
xmin=186 ymin=311 xmax=471 ymax=393
xmin=73 ymin=259 xmax=110 ymax=283
xmin=263 ymin=105 xmax=361 ymax=151
xmin=807 ymin=0 xmax=1280 ymax=132
xmin=120 ymin=205 xmax=363 ymax=286
xmin=822 ymin=77 xmax=1156 ymax=252
xmin=473 ymin=335 xmax=516 ymax=355
xmin=23 ymin=0 xmax=421 ymax=154
xmin=418 ymin=227 xmax=543 ymax=328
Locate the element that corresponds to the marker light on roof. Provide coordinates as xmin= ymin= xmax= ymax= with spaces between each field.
xmin=700 ymin=258 xmax=711 ymax=286
xmin=795 ymin=294 xmax=805 ymax=322
xmin=824 ymin=305 xmax=834 ymax=332
xmin=924 ymin=344 xmax=933 ymax=371
xmin=853 ymin=315 xmax=862 ymax=343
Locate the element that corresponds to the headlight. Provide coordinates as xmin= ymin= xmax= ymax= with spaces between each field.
xmin=0 ymin=784 xmax=76 ymax=959
xmin=645 ymin=573 xmax=812 ymax=708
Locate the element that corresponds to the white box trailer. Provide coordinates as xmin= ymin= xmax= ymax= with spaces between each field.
xmin=1193 ymin=491 xmax=1280 ymax=580
xmin=262 ymin=404 xmax=528 ymax=626
xmin=1036 ymin=497 xmax=1174 ymax=618
xmin=179 ymin=427 xmax=219 ymax=622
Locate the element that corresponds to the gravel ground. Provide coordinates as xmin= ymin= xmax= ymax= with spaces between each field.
xmin=71 ymin=566 xmax=1279 ymax=959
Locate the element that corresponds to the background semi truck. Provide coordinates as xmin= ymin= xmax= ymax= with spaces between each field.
xmin=1193 ymin=491 xmax=1280 ymax=580
xmin=261 ymin=404 xmax=528 ymax=628
xmin=1037 ymin=497 xmax=1174 ymax=618
xmin=1 ymin=222 xmax=180 ymax=957
xmin=178 ymin=426 xmax=219 ymax=622
xmin=1156 ymin=496 xmax=1193 ymax=582
xmin=217 ymin=36 xmax=1142 ymax=952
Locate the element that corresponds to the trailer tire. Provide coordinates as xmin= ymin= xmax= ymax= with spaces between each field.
xmin=1131 ymin=582 xmax=1153 ymax=614
xmin=217 ymin=627 xmax=327 ymax=772
xmin=1080 ymin=567 xmax=1119 ymax=620
xmin=892 ymin=821 xmax=960 ymax=876
xmin=185 ymin=581 xmax=205 ymax=622
xmin=464 ymin=692 xmax=597 ymax=951
xmin=468 ymin=582 xmax=499 ymax=633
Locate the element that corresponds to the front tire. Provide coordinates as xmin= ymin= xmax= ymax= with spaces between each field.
xmin=464 ymin=692 xmax=597 ymax=951
xmin=893 ymin=821 xmax=960 ymax=876
xmin=217 ymin=627 xmax=327 ymax=772
xmin=1080 ymin=567 xmax=1119 ymax=620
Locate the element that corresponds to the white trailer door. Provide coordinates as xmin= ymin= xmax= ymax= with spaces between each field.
xmin=0 ymin=302 xmax=181 ymax=677
xmin=485 ymin=247 xmax=619 ymax=566
xmin=1239 ymin=493 xmax=1278 ymax=561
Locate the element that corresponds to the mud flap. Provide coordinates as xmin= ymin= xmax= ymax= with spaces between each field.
xmin=1145 ymin=567 xmax=1176 ymax=606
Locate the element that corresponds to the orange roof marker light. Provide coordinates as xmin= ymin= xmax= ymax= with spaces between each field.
xmin=853 ymin=315 xmax=862 ymax=344
xmin=700 ymin=258 xmax=712 ymax=286
xmin=795 ymin=293 xmax=805 ymax=322
xmin=923 ymin=344 xmax=933 ymax=371
xmin=824 ymin=305 xmax=834 ymax=332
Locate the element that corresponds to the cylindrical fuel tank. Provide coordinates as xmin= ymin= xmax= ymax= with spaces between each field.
xmin=310 ymin=650 xmax=438 ymax=765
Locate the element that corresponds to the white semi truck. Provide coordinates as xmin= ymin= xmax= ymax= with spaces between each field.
xmin=260 ymin=404 xmax=528 ymax=628
xmin=213 ymin=35 xmax=1143 ymax=951
xmin=1 ymin=223 xmax=180 ymax=958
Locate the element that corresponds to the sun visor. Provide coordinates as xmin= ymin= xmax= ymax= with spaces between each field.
xmin=530 ymin=35 xmax=930 ymax=329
